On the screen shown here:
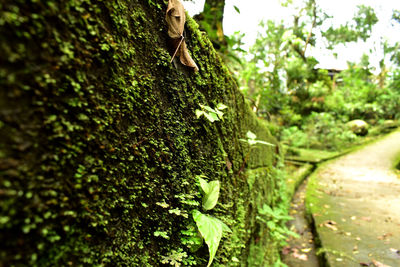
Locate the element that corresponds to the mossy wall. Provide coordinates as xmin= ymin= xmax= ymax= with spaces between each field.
xmin=0 ymin=0 xmax=283 ymax=266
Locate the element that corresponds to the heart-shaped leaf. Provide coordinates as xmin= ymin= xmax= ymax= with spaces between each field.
xmin=192 ymin=210 xmax=231 ymax=267
xmin=246 ymin=131 xmax=257 ymax=140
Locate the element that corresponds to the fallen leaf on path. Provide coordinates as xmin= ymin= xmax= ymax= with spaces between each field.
xmin=282 ymin=246 xmax=291 ymax=255
xmin=361 ymin=216 xmax=372 ymax=222
xmin=301 ymin=248 xmax=312 ymax=253
xmin=372 ymin=259 xmax=392 ymax=267
xmin=292 ymin=251 xmax=308 ymax=261
xmin=389 ymin=248 xmax=400 ymax=256
xmin=353 ymin=245 xmax=359 ymax=254
xmin=377 ymin=233 xmax=393 ymax=240
xmin=321 ymin=220 xmax=338 ymax=231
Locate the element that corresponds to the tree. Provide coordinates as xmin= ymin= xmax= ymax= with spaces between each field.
xmin=384 ymin=10 xmax=400 ymax=66
xmin=0 ymin=0 xmax=282 ymax=266
xmin=322 ymin=5 xmax=378 ymax=48
xmin=194 ymin=0 xmax=226 ymax=49
xmin=239 ymin=1 xmax=379 ymax=120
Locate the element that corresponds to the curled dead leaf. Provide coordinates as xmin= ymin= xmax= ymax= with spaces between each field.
xmin=176 ymin=41 xmax=198 ymax=71
xmin=166 ymin=0 xmax=185 ymax=38
xmin=165 ymin=0 xmax=199 ymax=71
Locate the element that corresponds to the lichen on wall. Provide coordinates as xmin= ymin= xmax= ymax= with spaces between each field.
xmin=0 ymin=0 xmax=284 ymax=266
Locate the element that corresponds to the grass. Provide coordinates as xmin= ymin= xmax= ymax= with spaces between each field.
xmin=392 ymin=147 xmax=400 ymax=172
xmin=285 ymin=162 xmax=314 ymax=199
xmin=285 ymin=148 xmax=340 ymax=163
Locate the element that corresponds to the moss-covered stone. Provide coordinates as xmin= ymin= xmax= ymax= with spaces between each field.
xmin=0 ymin=0 xmax=283 ymax=265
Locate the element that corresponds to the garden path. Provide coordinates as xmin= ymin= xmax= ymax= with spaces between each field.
xmin=306 ymin=129 xmax=400 ymax=266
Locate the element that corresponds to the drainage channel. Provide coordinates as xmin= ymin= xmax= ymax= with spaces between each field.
xmin=281 ymin=163 xmax=328 ymax=267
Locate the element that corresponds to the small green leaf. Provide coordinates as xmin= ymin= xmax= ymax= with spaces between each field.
xmin=195 ymin=110 xmax=204 ymax=118
xmin=214 ymin=109 xmax=224 ymax=120
xmin=156 ymin=202 xmax=170 ymax=208
xmin=199 ymin=177 xmax=220 ymax=210
xmin=233 ymin=5 xmax=240 ymax=14
xmin=199 ymin=177 xmax=211 ymax=195
xmin=154 ymin=231 xmax=170 ymax=239
xmin=192 ymin=210 xmax=231 ymax=267
xmin=204 ymin=112 xmax=219 ymax=122
xmin=216 ymin=103 xmax=228 ymax=110
xmin=246 ymin=131 xmax=257 ymax=140
xmin=203 ymin=181 xmax=220 ymax=210
xmin=203 ymin=105 xmax=216 ymax=113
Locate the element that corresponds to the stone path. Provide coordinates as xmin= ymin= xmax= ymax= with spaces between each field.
xmin=306 ymin=130 xmax=400 ymax=266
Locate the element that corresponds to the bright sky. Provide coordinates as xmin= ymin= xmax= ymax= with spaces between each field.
xmin=184 ymin=0 xmax=400 ymax=70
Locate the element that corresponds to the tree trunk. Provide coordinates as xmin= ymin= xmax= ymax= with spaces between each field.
xmin=195 ymin=0 xmax=226 ymax=50
xmin=0 ymin=0 xmax=282 ymax=266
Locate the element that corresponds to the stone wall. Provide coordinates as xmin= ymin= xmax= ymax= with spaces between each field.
xmin=0 ymin=1 xmax=283 ymax=265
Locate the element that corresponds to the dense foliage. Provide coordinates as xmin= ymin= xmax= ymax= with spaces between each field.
xmin=226 ymin=2 xmax=400 ymax=151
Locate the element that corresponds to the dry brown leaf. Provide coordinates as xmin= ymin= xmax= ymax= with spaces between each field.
xmin=176 ymin=41 xmax=198 ymax=71
xmin=292 ymin=251 xmax=308 ymax=261
xmin=377 ymin=233 xmax=393 ymax=240
xmin=281 ymin=246 xmax=291 ymax=255
xmin=320 ymin=220 xmax=338 ymax=231
xmin=361 ymin=216 xmax=372 ymax=222
xmin=372 ymin=259 xmax=392 ymax=267
xmin=225 ymin=157 xmax=232 ymax=171
xmin=165 ymin=0 xmax=198 ymax=71
xmin=166 ymin=0 xmax=185 ymax=38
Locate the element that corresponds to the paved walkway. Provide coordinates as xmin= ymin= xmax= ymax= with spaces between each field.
xmin=307 ymin=130 xmax=400 ymax=266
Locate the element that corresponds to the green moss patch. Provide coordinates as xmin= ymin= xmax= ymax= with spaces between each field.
xmin=0 ymin=1 xmax=283 ymax=266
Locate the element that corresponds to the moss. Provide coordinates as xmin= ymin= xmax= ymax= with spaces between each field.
xmin=0 ymin=0 xmax=283 ymax=266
